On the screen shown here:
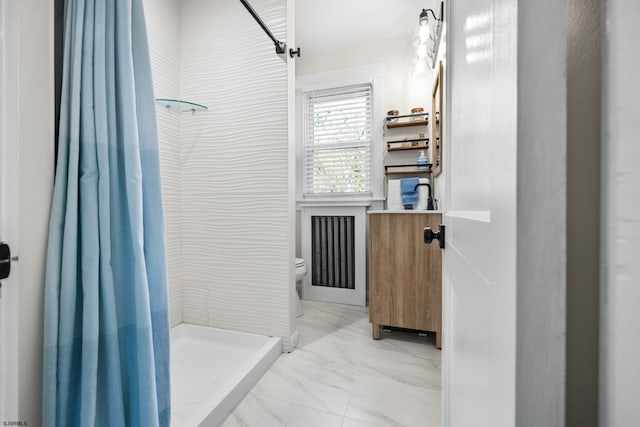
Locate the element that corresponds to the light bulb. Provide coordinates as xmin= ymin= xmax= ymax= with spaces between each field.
xmin=419 ymin=9 xmax=429 ymax=26
xmin=418 ymin=25 xmax=430 ymax=43
xmin=417 ymin=44 xmax=428 ymax=59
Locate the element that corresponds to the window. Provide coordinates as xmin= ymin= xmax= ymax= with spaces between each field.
xmin=303 ymin=84 xmax=372 ymax=195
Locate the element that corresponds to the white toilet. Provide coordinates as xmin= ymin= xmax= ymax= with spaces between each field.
xmin=294 ymin=258 xmax=306 ymax=317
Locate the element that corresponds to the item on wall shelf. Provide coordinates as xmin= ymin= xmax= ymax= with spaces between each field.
xmin=387 ymin=110 xmax=400 ymax=122
xmin=385 ymin=112 xmax=428 ymax=128
xmin=410 ymin=107 xmax=424 ymax=120
xmin=417 ymin=150 xmax=428 ymax=171
xmin=386 ymin=137 xmax=429 ymax=151
xmin=387 ymin=138 xmax=429 ymax=151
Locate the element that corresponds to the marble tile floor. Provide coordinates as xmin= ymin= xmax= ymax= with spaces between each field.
xmin=222 ymin=300 xmax=442 ymax=427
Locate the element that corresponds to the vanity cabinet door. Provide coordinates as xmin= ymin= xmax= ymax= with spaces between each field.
xmin=369 ymin=213 xmax=442 ymax=347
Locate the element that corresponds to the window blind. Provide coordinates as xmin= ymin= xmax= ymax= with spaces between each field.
xmin=303 ymin=84 xmax=372 ymax=195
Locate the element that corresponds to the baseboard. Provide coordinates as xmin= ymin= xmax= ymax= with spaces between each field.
xmin=283 ymin=330 xmax=299 ymax=353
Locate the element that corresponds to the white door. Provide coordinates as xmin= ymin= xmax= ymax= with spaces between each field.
xmin=0 ymin=0 xmax=20 ymax=420
xmin=441 ymin=0 xmax=517 ymax=426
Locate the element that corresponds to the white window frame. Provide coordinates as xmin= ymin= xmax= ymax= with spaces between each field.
xmin=296 ymin=64 xmax=385 ymax=205
xmin=302 ymin=84 xmax=373 ymax=196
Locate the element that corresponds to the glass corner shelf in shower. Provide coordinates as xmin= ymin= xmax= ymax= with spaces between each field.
xmin=155 ymin=98 xmax=208 ymax=113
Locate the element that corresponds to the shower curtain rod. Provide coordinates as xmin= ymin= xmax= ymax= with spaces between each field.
xmin=238 ymin=0 xmax=300 ymax=58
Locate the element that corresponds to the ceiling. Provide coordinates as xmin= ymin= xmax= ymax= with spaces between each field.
xmin=295 ymin=0 xmax=440 ymax=57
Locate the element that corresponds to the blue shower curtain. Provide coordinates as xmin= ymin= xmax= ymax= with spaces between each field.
xmin=43 ymin=0 xmax=170 ymax=426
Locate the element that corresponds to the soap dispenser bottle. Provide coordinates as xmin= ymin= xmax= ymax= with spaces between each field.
xmin=417 ymin=150 xmax=428 ymax=171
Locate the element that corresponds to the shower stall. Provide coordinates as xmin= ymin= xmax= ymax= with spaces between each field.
xmin=144 ymin=0 xmax=295 ymax=424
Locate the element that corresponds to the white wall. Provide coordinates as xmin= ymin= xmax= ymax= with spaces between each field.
xmin=294 ymin=35 xmax=434 ymax=254
xmin=170 ymin=0 xmax=292 ymax=348
xmin=17 ymin=0 xmax=55 ymax=424
xmin=600 ymin=1 xmax=640 ymax=425
xmin=144 ymin=0 xmax=183 ymax=328
xmin=297 ymin=35 xmax=431 ymax=122
xmin=294 ymin=0 xmax=444 ymax=213
xmin=146 ymin=0 xmax=293 ymax=347
xmin=286 ymin=0 xmax=297 ymax=345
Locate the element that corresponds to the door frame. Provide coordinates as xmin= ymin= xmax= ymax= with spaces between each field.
xmin=0 ymin=0 xmax=21 ymax=419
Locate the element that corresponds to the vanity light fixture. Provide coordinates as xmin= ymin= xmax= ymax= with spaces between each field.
xmin=419 ymin=2 xmax=444 ymax=26
xmin=414 ymin=1 xmax=444 ymax=71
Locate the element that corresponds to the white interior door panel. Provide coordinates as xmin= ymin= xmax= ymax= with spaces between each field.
xmin=442 ymin=0 xmax=518 ymax=425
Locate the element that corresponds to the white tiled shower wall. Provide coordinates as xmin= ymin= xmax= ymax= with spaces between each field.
xmin=145 ymin=0 xmax=183 ymax=327
xmin=145 ymin=0 xmax=292 ymax=344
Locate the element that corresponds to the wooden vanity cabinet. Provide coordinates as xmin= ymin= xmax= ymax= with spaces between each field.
xmin=368 ymin=212 xmax=442 ymax=348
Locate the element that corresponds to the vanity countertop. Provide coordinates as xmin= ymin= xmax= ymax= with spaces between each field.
xmin=367 ymin=210 xmax=442 ymax=214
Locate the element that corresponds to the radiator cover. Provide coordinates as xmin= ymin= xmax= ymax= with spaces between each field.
xmin=311 ymin=215 xmax=355 ymax=289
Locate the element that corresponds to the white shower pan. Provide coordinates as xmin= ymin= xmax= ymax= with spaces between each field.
xmin=170 ymin=324 xmax=281 ymax=426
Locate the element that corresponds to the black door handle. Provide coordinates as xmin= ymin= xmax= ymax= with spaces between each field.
xmin=424 ymin=225 xmax=445 ymax=249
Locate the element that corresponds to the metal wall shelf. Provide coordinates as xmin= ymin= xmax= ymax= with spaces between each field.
xmin=385 ymin=112 xmax=429 ymax=129
xmin=386 ymin=119 xmax=427 ymax=129
xmin=387 ymin=144 xmax=429 ymax=152
xmin=384 ymin=164 xmax=433 ymax=175
xmin=386 ymin=136 xmax=429 ymax=151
